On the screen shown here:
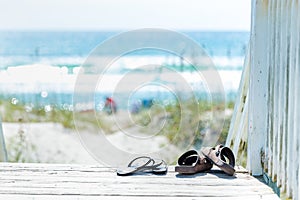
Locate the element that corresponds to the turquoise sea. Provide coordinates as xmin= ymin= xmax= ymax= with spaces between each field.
xmin=0 ymin=31 xmax=249 ymax=68
xmin=0 ymin=31 xmax=250 ymax=110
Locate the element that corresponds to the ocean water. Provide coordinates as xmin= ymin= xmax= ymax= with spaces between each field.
xmin=0 ymin=31 xmax=249 ymax=68
xmin=0 ymin=31 xmax=250 ymax=110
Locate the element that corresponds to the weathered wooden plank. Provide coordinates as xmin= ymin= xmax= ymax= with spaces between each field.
xmin=0 ymin=177 xmax=268 ymax=187
xmin=266 ymin=0 xmax=275 ymax=179
xmin=295 ymin=1 xmax=300 ymax=197
xmin=0 ymin=163 xmax=279 ymax=199
xmin=232 ymin=92 xmax=248 ymax=158
xmin=225 ymin=48 xmax=250 ymax=166
xmin=0 ymin=183 xmax=276 ymax=193
xmin=278 ymin=0 xmax=289 ymax=191
xmin=272 ymin=0 xmax=280 ymax=184
xmin=0 ymin=164 xmax=247 ymax=173
xmin=226 ymin=47 xmax=250 ymax=152
xmin=293 ymin=1 xmax=300 ymax=199
xmin=0 ymin=186 xmax=277 ymax=197
xmin=286 ymin=0 xmax=298 ymax=197
xmin=292 ymin=1 xmax=300 ymax=199
xmin=276 ymin=0 xmax=283 ymax=188
xmin=279 ymin=0 xmax=289 ymax=193
xmin=248 ymin=0 xmax=269 ymax=176
xmin=0 ymin=116 xmax=7 ymax=162
xmin=229 ymin=0 xmax=299 ymax=198
xmin=0 ymin=170 xmax=250 ymax=179
xmin=0 ymin=171 xmax=259 ymax=182
xmin=0 ymin=194 xmax=280 ymax=200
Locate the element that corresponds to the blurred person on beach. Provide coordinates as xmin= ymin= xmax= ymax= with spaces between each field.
xmin=104 ymin=97 xmax=117 ymax=115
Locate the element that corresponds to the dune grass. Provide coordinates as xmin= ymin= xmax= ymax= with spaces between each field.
xmin=0 ymin=97 xmax=234 ymax=163
xmin=131 ymin=99 xmax=234 ymax=148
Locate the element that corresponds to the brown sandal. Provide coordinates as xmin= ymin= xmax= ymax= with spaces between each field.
xmin=175 ymin=150 xmax=213 ymax=174
xmin=201 ymin=144 xmax=235 ymax=176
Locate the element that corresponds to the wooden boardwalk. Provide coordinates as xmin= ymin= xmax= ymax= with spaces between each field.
xmin=0 ymin=163 xmax=279 ymax=199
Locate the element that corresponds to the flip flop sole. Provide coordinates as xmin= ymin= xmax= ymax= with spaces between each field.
xmin=175 ymin=150 xmax=213 ymax=174
xmin=175 ymin=161 xmax=212 ymax=174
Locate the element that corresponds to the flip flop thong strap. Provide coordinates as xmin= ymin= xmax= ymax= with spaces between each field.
xmin=142 ymin=158 xmax=166 ymax=170
xmin=151 ymin=159 xmax=168 ymax=172
xmin=178 ymin=150 xmax=199 ymax=166
xmin=128 ymin=157 xmax=168 ymax=171
xmin=128 ymin=156 xmax=154 ymax=170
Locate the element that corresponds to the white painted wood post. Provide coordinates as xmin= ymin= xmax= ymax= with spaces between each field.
xmin=248 ymin=0 xmax=269 ymax=176
xmin=291 ymin=0 xmax=300 ymax=198
xmin=225 ymin=47 xmax=250 ymax=150
xmin=286 ymin=0 xmax=298 ymax=196
xmin=265 ymin=0 xmax=276 ymax=177
xmin=228 ymin=0 xmax=300 ymax=196
xmin=271 ymin=0 xmax=280 ymax=183
xmin=232 ymin=92 xmax=248 ymax=157
xmin=0 ymin=116 xmax=7 ymax=162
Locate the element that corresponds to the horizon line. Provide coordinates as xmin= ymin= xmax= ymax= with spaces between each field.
xmin=0 ymin=28 xmax=250 ymax=32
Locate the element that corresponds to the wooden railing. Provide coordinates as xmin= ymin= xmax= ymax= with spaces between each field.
xmin=227 ymin=0 xmax=300 ymax=199
xmin=0 ymin=116 xmax=7 ymax=162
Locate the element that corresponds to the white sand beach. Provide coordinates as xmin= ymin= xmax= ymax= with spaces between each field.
xmin=3 ymin=122 xmax=97 ymax=164
xmin=2 ymin=122 xmax=180 ymax=165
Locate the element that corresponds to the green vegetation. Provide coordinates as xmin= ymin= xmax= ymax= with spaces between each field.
xmin=132 ymin=99 xmax=234 ymax=149
xmin=0 ymin=97 xmax=235 ymax=163
xmin=6 ymin=124 xmax=39 ymax=163
xmin=0 ymin=100 xmax=100 ymax=129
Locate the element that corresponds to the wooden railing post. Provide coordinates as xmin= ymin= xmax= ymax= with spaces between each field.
xmin=248 ymin=0 xmax=269 ymax=176
xmin=0 ymin=116 xmax=7 ymax=162
xmin=227 ymin=0 xmax=300 ymax=197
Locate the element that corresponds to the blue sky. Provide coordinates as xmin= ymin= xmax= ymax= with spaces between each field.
xmin=0 ymin=0 xmax=251 ymax=31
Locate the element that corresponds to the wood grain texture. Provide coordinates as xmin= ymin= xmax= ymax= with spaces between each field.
xmin=228 ymin=0 xmax=300 ymax=198
xmin=0 ymin=163 xmax=279 ymax=199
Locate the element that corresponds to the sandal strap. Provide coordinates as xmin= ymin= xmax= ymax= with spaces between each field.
xmin=117 ymin=156 xmax=167 ymax=176
xmin=177 ymin=150 xmax=199 ymax=166
xmin=129 ymin=157 xmax=167 ymax=172
xmin=213 ymin=144 xmax=235 ymax=168
xmin=219 ymin=146 xmax=235 ymax=167
xmin=128 ymin=156 xmax=154 ymax=170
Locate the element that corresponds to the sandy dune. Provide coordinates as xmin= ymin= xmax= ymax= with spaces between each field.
xmin=2 ymin=122 xmax=180 ymax=165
